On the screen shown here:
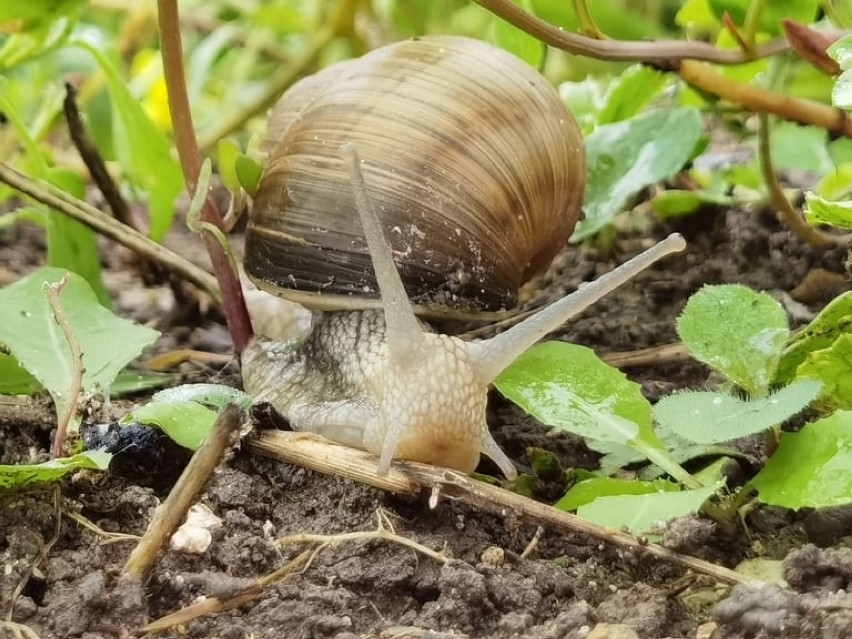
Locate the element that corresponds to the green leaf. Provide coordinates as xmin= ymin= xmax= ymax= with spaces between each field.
xmin=555 ymin=476 xmax=679 ymax=511
xmin=575 ymin=107 xmax=702 ymax=240
xmin=797 ymin=334 xmax=852 ymax=410
xmin=110 ymin=370 xmax=180 ymax=397
xmin=127 ymin=383 xmax=252 ymax=449
xmin=44 ymin=168 xmax=109 ymax=306
xmin=217 ymin=139 xmax=241 ymax=193
xmin=597 ymin=65 xmax=666 ymax=125
xmin=803 ymin=193 xmax=852 ymax=229
xmin=833 ymin=68 xmax=852 ymax=110
xmin=777 ymin=291 xmax=852 ymax=383
xmin=653 ymin=381 xmax=822 ymax=445
xmin=829 ymin=34 xmax=852 ymax=70
xmin=0 ymin=353 xmax=42 ymax=395
xmin=235 ymin=154 xmax=263 ymax=197
xmin=494 ymin=342 xmax=663 ymax=452
xmin=769 ymin=123 xmax=833 ymax=176
xmin=0 ymin=450 xmax=111 ymax=489
xmin=752 ymin=411 xmax=852 ymax=509
xmin=128 ymin=400 xmax=218 ymax=450
xmin=651 ymin=189 xmax=732 ymax=218
xmin=677 ymin=284 xmax=789 ymax=397
xmin=0 ymin=268 xmax=159 ymax=422
xmin=73 ymin=41 xmax=184 ymax=241
xmin=577 ymin=481 xmax=722 ymax=535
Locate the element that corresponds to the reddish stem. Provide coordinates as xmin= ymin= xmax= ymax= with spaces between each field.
xmin=157 ymin=0 xmax=253 ymax=354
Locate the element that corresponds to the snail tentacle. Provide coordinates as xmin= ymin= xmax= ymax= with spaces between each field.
xmin=468 ymin=233 xmax=688 ymax=384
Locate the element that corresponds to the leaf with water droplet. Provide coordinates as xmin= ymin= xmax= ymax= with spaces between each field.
xmin=677 ymin=284 xmax=789 ymax=397
xmin=494 ymin=342 xmax=663 ymax=453
xmin=0 ymin=268 xmax=159 ymax=426
xmin=576 ymin=480 xmax=723 ymax=535
xmin=653 ymin=380 xmax=822 ymax=444
xmin=752 ymin=411 xmax=852 ymax=509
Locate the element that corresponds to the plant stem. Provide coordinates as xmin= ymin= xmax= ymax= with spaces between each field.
xmin=46 ymin=275 xmax=84 ymax=458
xmin=472 ymin=0 xmax=789 ymax=63
xmin=0 ymin=163 xmax=221 ymax=301
xmin=571 ymin=0 xmax=602 ymax=38
xmin=635 ymin=442 xmax=703 ymax=490
xmin=742 ymin=0 xmax=768 ymax=52
xmin=157 ymin=0 xmax=253 ymax=354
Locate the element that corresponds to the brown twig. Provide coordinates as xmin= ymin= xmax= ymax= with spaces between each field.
xmin=123 ymin=405 xmax=243 ymax=578
xmin=474 ymin=0 xmax=852 ymax=138
xmin=0 ymin=163 xmax=221 ymax=302
xmin=472 ymin=0 xmax=789 ymax=63
xmin=157 ymin=0 xmax=253 ymax=355
xmin=62 ymin=83 xmax=133 ymax=228
xmin=45 ymin=275 xmax=84 ymax=458
xmin=757 ymin=112 xmax=849 ymax=247
xmin=248 ymin=431 xmax=756 ymax=587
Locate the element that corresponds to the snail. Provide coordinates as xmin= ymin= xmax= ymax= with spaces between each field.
xmin=240 ymin=36 xmax=686 ymax=479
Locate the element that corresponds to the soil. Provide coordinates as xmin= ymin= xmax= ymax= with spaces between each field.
xmin=1 ymin=196 xmax=851 ymax=639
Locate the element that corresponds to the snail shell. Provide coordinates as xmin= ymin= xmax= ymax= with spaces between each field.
xmin=245 ymin=35 xmax=585 ymax=317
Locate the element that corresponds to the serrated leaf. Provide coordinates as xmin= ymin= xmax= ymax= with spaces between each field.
xmin=797 ymin=334 xmax=852 ymax=410
xmin=494 ymin=342 xmax=663 ymax=452
xmin=575 ymin=107 xmax=702 ymax=240
xmin=0 ymin=268 xmax=159 ymax=422
xmin=73 ymin=41 xmax=184 ymax=241
xmin=0 ymin=450 xmax=111 ymax=489
xmin=677 ymin=284 xmax=788 ymax=396
xmin=577 ymin=481 xmax=722 ymax=535
xmin=803 ymin=193 xmax=852 ymax=229
xmin=653 ymin=380 xmax=821 ymax=445
xmin=555 ymin=476 xmax=679 ymax=512
xmin=777 ymin=291 xmax=852 ymax=383
xmin=752 ymin=411 xmax=852 ymax=509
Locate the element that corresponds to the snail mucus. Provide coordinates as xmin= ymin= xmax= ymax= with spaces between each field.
xmin=240 ymin=36 xmax=686 ymax=479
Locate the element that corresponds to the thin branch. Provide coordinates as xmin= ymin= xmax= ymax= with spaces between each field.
xmin=0 ymin=163 xmax=221 ymax=301
xmin=46 ymin=276 xmax=84 ymax=458
xmin=248 ymin=431 xmax=756 ymax=587
xmin=757 ymin=114 xmax=850 ymax=247
xmin=472 ymin=0 xmax=789 ymax=64
xmin=124 ymin=405 xmax=244 ymax=578
xmin=157 ymin=0 xmax=253 ymax=354
xmin=62 ymin=83 xmax=133 ymax=228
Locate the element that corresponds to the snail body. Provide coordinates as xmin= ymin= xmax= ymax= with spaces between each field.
xmin=241 ymin=36 xmax=685 ymax=477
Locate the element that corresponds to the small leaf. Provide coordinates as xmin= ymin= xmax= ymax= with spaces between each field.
xmin=677 ymin=284 xmax=788 ymax=396
xmin=651 ymin=189 xmax=732 ymax=218
xmin=653 ymin=381 xmax=822 ymax=445
xmin=235 ymin=154 xmax=263 ymax=197
xmin=777 ymin=291 xmax=852 ymax=383
xmin=803 ymin=193 xmax=852 ymax=229
xmin=575 ymin=107 xmax=702 ymax=240
xmin=127 ymin=384 xmax=253 ymax=449
xmin=597 ymin=65 xmax=667 ymax=125
xmin=833 ymin=69 xmax=852 ymax=110
xmin=577 ymin=481 xmax=722 ymax=535
xmin=0 ymin=450 xmax=111 ymax=489
xmin=829 ymin=34 xmax=852 ymax=70
xmin=751 ymin=411 xmax=852 ymax=509
xmin=217 ymin=139 xmax=241 ymax=193
xmin=128 ymin=401 xmax=218 ymax=450
xmin=0 ymin=268 xmax=159 ymax=421
xmin=797 ymin=334 xmax=852 ymax=410
xmin=494 ymin=342 xmax=663 ymax=452
xmin=110 ymin=370 xmax=179 ymax=397
xmin=555 ymin=476 xmax=679 ymax=511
